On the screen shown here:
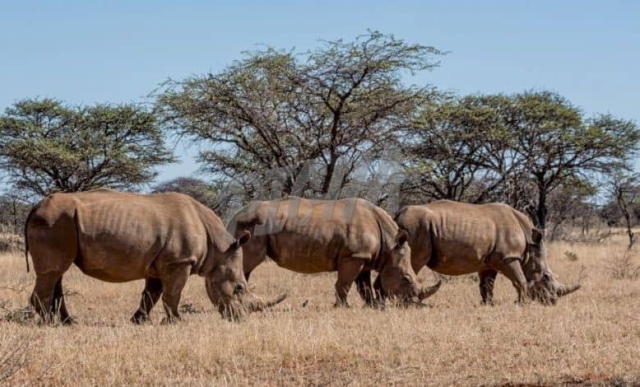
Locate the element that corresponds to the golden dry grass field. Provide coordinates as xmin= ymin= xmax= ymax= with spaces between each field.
xmin=1 ymin=235 xmax=639 ymax=386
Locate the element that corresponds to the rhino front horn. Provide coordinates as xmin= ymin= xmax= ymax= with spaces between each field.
xmin=556 ymin=283 xmax=581 ymax=297
xmin=417 ymin=279 xmax=442 ymax=301
xmin=246 ymin=292 xmax=288 ymax=312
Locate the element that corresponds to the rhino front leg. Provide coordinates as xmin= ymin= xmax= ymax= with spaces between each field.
xmin=372 ymin=274 xmax=389 ymax=303
xmin=495 ymin=258 xmax=528 ymax=304
xmin=479 ymin=269 xmax=498 ymax=305
xmin=355 ymin=270 xmax=376 ymax=306
xmin=131 ymin=278 xmax=163 ymax=324
xmin=53 ymin=278 xmax=75 ymax=325
xmin=160 ymin=264 xmax=192 ymax=324
xmin=334 ymin=258 xmax=365 ymax=307
xmin=30 ymin=273 xmax=62 ymax=324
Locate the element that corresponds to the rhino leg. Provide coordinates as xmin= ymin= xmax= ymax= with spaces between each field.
xmin=30 ymin=273 xmax=63 ymax=324
xmin=131 ymin=278 xmax=163 ymax=324
xmin=334 ymin=258 xmax=365 ymax=307
xmin=479 ymin=270 xmax=498 ymax=305
xmin=160 ymin=264 xmax=191 ymax=324
xmin=495 ymin=258 xmax=528 ymax=304
xmin=372 ymin=274 xmax=388 ymax=302
xmin=355 ymin=270 xmax=376 ymax=306
xmin=53 ymin=278 xmax=75 ymax=325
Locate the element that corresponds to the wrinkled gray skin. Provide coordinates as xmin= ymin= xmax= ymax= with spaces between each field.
xmin=228 ymin=197 xmax=441 ymax=307
xmin=392 ymin=200 xmax=580 ymax=305
xmin=24 ymin=188 xmax=286 ymax=324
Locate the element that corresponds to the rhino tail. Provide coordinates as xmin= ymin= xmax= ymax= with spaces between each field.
xmin=23 ymin=204 xmax=39 ymax=273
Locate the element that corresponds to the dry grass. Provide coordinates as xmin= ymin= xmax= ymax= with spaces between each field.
xmin=1 ymin=236 xmax=639 ymax=386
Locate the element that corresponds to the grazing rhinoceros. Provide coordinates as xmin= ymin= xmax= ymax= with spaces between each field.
xmin=227 ymin=197 xmax=441 ymax=307
xmin=24 ymin=188 xmax=286 ymax=324
xmin=393 ymin=200 xmax=580 ymax=305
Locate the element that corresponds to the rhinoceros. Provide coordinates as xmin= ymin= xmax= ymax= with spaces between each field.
xmin=393 ymin=200 xmax=580 ymax=305
xmin=24 ymin=188 xmax=286 ymax=324
xmin=227 ymin=197 xmax=441 ymax=307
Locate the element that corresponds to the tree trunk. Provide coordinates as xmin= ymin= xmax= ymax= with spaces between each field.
xmin=536 ymin=186 xmax=548 ymax=231
xmin=321 ymin=157 xmax=337 ymax=196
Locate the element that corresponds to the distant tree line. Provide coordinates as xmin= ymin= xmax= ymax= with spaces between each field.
xmin=1 ymin=31 xmax=639 ymax=238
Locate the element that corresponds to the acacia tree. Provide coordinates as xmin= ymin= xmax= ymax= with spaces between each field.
xmin=0 ymin=98 xmax=175 ymax=198
xmin=607 ymin=172 xmax=640 ymax=249
xmin=156 ymin=31 xmax=443 ymax=198
xmin=504 ymin=91 xmax=640 ymax=230
xmin=400 ymin=94 xmax=521 ymax=203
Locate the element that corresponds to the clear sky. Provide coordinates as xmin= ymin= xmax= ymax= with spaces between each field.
xmin=1 ymin=0 xmax=638 ymax=183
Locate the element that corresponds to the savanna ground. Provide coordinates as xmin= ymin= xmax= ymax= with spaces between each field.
xmin=1 ymin=232 xmax=639 ymax=386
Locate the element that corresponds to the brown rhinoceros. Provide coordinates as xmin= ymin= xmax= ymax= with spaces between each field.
xmin=393 ymin=200 xmax=580 ymax=305
xmin=227 ymin=197 xmax=441 ymax=307
xmin=24 ymin=188 xmax=286 ymax=324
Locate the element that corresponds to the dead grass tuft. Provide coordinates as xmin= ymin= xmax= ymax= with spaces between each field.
xmin=0 ymin=334 xmax=30 ymax=383
xmin=606 ymin=250 xmax=640 ymax=280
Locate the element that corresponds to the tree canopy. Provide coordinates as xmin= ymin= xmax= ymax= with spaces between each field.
xmin=0 ymin=98 xmax=176 ymax=198
xmin=156 ymin=31 xmax=443 ymax=197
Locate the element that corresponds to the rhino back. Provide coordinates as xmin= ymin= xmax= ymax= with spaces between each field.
xmin=248 ymin=197 xmax=382 ymax=273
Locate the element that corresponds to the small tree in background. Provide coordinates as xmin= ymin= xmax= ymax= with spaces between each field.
xmin=0 ymin=98 xmax=176 ymax=199
xmin=151 ymin=177 xmax=234 ymax=215
xmin=608 ymin=172 xmax=640 ymax=249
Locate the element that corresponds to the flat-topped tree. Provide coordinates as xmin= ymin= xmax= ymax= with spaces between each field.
xmin=156 ymin=31 xmax=443 ymax=198
xmin=0 ymin=98 xmax=176 ymax=198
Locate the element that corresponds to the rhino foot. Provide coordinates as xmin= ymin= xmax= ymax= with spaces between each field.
xmin=130 ymin=312 xmax=151 ymax=324
xmin=61 ymin=316 xmax=77 ymax=326
xmin=363 ymin=300 xmax=386 ymax=310
xmin=160 ymin=315 xmax=182 ymax=325
xmin=333 ymin=301 xmax=350 ymax=308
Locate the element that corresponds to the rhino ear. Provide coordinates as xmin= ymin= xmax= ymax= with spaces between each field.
xmin=395 ymin=229 xmax=409 ymax=246
xmin=531 ymin=228 xmax=543 ymax=245
xmin=233 ymin=230 xmax=251 ymax=249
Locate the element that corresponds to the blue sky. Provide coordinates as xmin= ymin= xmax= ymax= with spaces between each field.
xmin=1 ymin=0 xmax=639 ymax=183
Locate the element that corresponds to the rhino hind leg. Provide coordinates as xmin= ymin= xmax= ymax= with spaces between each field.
xmin=334 ymin=258 xmax=366 ymax=307
xmin=160 ymin=264 xmax=192 ymax=324
xmin=479 ymin=270 xmax=498 ymax=305
xmin=131 ymin=278 xmax=163 ymax=324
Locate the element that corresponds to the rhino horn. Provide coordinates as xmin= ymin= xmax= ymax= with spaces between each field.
xmin=417 ymin=279 xmax=442 ymax=301
xmin=244 ymin=292 xmax=288 ymax=312
xmin=555 ymin=283 xmax=581 ymax=297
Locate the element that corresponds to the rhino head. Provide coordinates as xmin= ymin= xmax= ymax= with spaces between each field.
xmin=379 ymin=230 xmax=442 ymax=303
xmin=523 ymin=229 xmax=581 ymax=304
xmin=200 ymin=230 xmax=287 ymax=320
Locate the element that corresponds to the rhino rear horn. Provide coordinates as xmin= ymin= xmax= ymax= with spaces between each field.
xmin=417 ymin=279 xmax=442 ymax=301
xmin=556 ymin=283 xmax=581 ymax=297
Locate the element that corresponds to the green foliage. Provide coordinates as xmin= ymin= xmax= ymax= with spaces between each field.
xmin=402 ymin=93 xmax=515 ymax=203
xmin=156 ymin=31 xmax=444 ymax=197
xmin=0 ymin=98 xmax=176 ymax=198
